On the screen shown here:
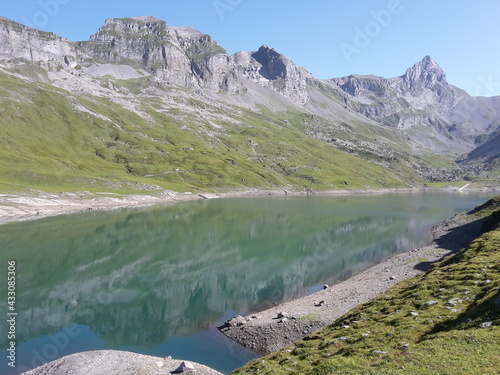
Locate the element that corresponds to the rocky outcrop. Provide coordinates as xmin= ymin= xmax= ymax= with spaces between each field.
xmin=401 ymin=55 xmax=447 ymax=89
xmin=78 ymin=17 xmax=198 ymax=87
xmin=332 ymin=57 xmax=466 ymax=129
xmin=0 ymin=16 xmax=80 ymax=69
xmin=233 ymin=45 xmax=312 ymax=104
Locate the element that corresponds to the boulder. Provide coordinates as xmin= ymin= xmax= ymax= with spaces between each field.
xmin=173 ymin=361 xmax=195 ymax=373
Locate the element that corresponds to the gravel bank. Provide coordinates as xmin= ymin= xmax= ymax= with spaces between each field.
xmin=21 ymin=350 xmax=224 ymax=375
xmin=218 ymin=210 xmax=488 ymax=354
xmin=1 ymin=187 xmax=497 ymax=225
xmin=0 ymin=188 xmax=425 ymax=225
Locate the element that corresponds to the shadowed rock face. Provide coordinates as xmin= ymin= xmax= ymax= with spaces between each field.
xmin=252 ymin=45 xmax=289 ymax=80
xmin=230 ymin=45 xmax=312 ymax=104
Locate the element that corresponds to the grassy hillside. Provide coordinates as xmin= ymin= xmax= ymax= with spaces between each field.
xmin=233 ymin=197 xmax=500 ymax=374
xmin=0 ymin=71 xmax=412 ymax=194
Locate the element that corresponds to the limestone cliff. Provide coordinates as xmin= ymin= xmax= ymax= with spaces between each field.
xmin=0 ymin=16 xmax=80 ymax=69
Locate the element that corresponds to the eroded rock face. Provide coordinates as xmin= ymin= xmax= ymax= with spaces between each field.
xmin=0 ymin=16 xmax=80 ymax=69
xmin=79 ymin=17 xmax=197 ymax=87
xmin=233 ymin=45 xmax=312 ymax=104
xmin=0 ymin=15 xmax=314 ymax=104
xmin=332 ymin=56 xmax=467 ymax=131
xmin=401 ymin=55 xmax=447 ymax=89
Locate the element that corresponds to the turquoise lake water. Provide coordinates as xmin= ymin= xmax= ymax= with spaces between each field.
xmin=0 ymin=191 xmax=495 ymax=374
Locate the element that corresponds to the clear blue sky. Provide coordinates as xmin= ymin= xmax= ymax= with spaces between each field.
xmin=3 ymin=0 xmax=500 ymax=96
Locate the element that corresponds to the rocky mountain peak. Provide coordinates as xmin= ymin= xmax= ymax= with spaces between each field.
xmin=251 ymin=45 xmax=288 ymax=80
xmin=86 ymin=17 xmax=225 ymax=61
xmin=256 ymin=45 xmax=278 ymax=56
xmin=130 ymin=15 xmax=163 ymax=23
xmin=237 ymin=45 xmax=312 ymax=104
xmin=88 ymin=17 xmax=170 ymax=44
xmin=402 ymin=55 xmax=447 ymax=88
xmin=82 ymin=17 xmax=227 ymax=87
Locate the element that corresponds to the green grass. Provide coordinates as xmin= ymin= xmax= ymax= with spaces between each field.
xmin=404 ymin=257 xmax=428 ymax=265
xmin=271 ymin=108 xmax=449 ymax=187
xmin=233 ymin=197 xmax=500 ymax=374
xmin=2 ymin=66 xmax=492 ymax=196
xmin=0 ymin=72 xmax=409 ymax=194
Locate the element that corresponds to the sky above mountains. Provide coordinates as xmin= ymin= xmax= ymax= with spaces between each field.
xmin=3 ymin=0 xmax=500 ymax=96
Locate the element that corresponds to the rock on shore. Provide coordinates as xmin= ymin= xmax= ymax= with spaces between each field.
xmin=21 ymin=350 xmax=223 ymax=375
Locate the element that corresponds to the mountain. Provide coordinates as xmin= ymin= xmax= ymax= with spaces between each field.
xmin=0 ymin=16 xmax=498 ymax=193
xmin=331 ymin=56 xmax=500 ymax=157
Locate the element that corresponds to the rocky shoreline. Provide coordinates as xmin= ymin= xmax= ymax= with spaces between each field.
xmin=218 ymin=208 xmax=487 ymax=354
xmin=1 ymin=186 xmax=495 ymax=225
xmin=0 ymin=187 xmax=422 ymax=224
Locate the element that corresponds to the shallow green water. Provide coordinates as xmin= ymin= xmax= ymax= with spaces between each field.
xmin=0 ymin=191 xmax=495 ymax=374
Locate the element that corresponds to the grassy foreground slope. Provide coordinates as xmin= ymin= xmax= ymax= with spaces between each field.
xmin=0 ymin=71 xmax=410 ymax=194
xmin=234 ymin=197 xmax=500 ymax=375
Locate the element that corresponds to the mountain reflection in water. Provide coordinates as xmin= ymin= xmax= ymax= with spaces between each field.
xmin=0 ymin=192 xmax=494 ymax=374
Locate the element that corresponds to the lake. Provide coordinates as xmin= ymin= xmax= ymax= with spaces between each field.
xmin=0 ymin=191 xmax=495 ymax=374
